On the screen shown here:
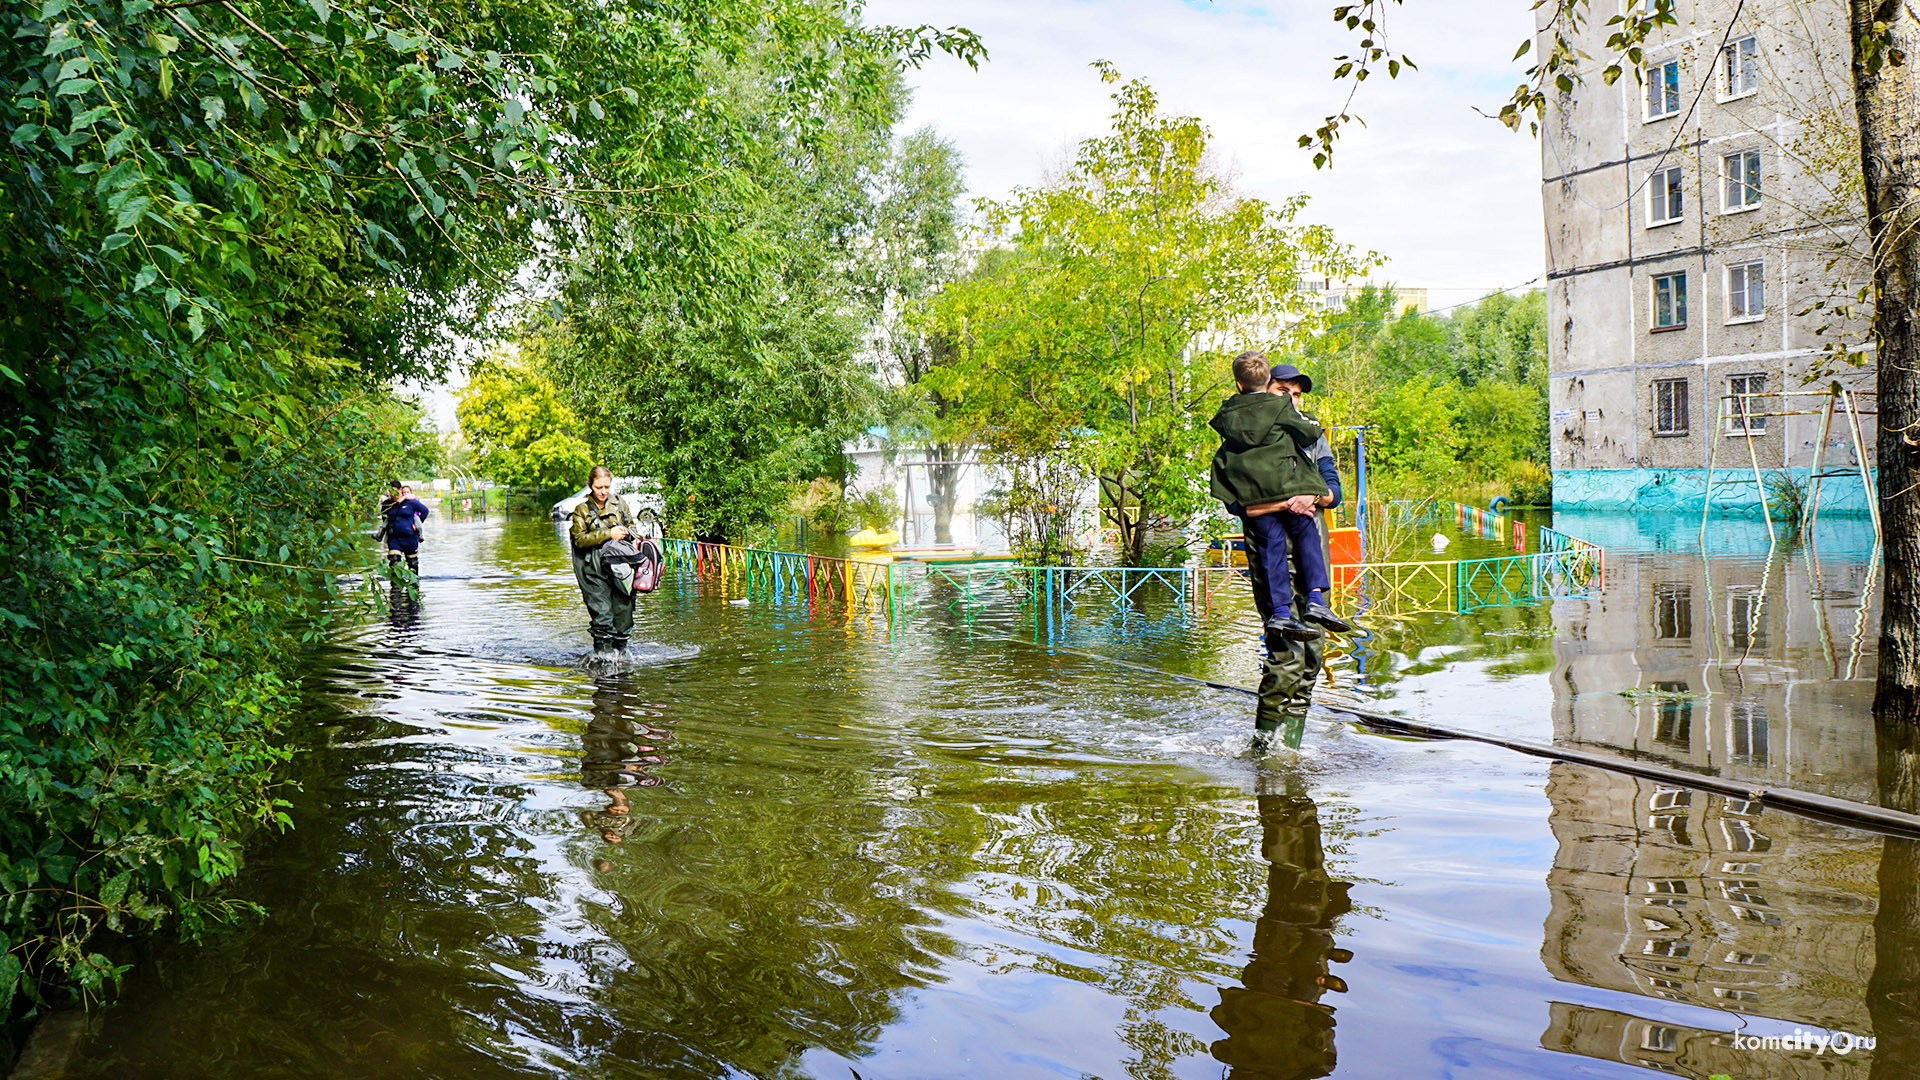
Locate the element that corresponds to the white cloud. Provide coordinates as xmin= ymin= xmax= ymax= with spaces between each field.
xmin=867 ymin=0 xmax=1545 ymax=305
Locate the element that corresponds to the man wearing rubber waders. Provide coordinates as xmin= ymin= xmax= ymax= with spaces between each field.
xmin=570 ymin=466 xmax=636 ymax=661
xmin=1209 ymin=352 xmax=1347 ymax=751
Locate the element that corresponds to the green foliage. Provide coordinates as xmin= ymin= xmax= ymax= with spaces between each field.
xmin=534 ymin=20 xmax=959 ymax=542
xmin=1 ymin=0 xmax=979 ymax=1013
xmin=455 ymin=350 xmax=592 ymax=494
xmin=1306 ymin=288 xmax=1548 ymax=491
xmin=849 ymin=489 xmax=899 ymax=532
xmin=373 ymin=397 xmax=445 ymax=480
xmin=923 ymin=66 xmax=1375 ymax=565
xmin=1504 ymin=460 xmax=1553 ymax=505
xmin=1369 ymin=377 xmax=1462 ymax=481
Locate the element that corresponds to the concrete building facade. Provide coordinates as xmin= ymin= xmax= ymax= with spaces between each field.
xmin=1538 ymin=0 xmax=1876 ymax=514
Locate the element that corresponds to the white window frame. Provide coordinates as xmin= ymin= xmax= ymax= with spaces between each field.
xmin=1722 ymin=35 xmax=1759 ymax=99
xmin=1645 ymin=60 xmax=1683 ymax=120
xmin=1726 ymin=372 xmax=1767 ymax=434
xmin=1648 ymin=165 xmax=1684 ymax=226
xmin=1651 ymin=272 xmax=1687 ymax=330
xmin=1721 ymin=149 xmax=1762 ymax=213
xmin=1726 ymin=261 xmax=1765 ymax=323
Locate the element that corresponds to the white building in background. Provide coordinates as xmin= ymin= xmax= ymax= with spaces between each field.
xmin=841 ymin=428 xmax=1107 ymax=553
xmin=1538 ymin=0 xmax=1875 ymax=515
xmin=1296 ymin=279 xmax=1428 ymax=316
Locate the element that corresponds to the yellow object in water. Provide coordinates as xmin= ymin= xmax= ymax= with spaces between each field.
xmin=848 ymin=528 xmax=898 ymax=548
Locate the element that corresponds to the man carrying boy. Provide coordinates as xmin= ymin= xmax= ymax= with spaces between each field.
xmin=1209 ymin=351 xmax=1351 ymax=651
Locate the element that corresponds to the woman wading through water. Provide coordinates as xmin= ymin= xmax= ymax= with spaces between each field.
xmin=570 ymin=466 xmax=640 ymax=661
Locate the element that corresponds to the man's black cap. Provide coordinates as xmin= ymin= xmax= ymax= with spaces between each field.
xmin=1269 ymin=363 xmax=1313 ymax=394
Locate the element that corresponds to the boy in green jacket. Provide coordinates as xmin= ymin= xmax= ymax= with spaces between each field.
xmin=1210 ymin=351 xmax=1350 ymax=646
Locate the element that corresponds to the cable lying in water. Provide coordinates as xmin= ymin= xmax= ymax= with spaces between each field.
xmin=984 ymin=634 xmax=1920 ymax=841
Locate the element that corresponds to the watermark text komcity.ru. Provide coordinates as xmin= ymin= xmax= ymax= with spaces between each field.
xmin=1731 ymin=1029 xmax=1876 ymax=1054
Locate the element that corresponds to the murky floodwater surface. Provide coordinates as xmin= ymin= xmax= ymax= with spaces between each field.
xmin=69 ymin=513 xmax=1916 ymax=1079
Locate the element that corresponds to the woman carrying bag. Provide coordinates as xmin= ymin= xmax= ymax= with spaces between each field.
xmin=569 ymin=466 xmax=661 ymax=660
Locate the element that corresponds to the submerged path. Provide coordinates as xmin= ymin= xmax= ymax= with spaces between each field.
xmin=57 ymin=516 xmax=1913 ymax=1080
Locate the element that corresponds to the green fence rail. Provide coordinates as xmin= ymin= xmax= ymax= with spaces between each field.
xmin=658 ymin=517 xmax=1605 ymax=628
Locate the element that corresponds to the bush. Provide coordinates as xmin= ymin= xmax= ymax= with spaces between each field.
xmin=849 ymin=489 xmax=899 ymax=532
xmin=1505 ymin=460 xmax=1553 ymax=505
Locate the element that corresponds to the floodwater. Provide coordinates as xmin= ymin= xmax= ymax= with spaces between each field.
xmin=66 ymin=511 xmax=1917 ymax=1079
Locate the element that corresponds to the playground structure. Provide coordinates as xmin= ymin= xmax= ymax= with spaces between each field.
xmin=1699 ymin=381 xmax=1881 ymax=547
xmin=659 ymin=499 xmax=1605 ymax=628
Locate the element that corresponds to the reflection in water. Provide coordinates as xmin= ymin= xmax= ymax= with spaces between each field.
xmin=1210 ymin=767 xmax=1351 ymax=1080
xmin=1540 ymin=761 xmax=1880 ymax=1075
xmin=1552 ymin=538 xmax=1881 ymax=801
xmin=1871 ymin=719 xmax=1920 ymax=1078
xmin=57 ymin=514 xmax=1918 ymax=1079
xmin=1536 ymin=515 xmax=1915 ymax=1077
xmin=579 ymin=675 xmax=671 ymax=847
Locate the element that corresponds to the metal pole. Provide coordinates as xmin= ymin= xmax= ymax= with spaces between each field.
xmin=1841 ymin=388 xmax=1882 ymax=551
xmin=1355 ymin=429 xmax=1368 ymax=543
xmin=1742 ymin=393 xmax=1776 ymax=544
xmin=1699 ymin=396 xmax=1721 ymax=543
xmin=1806 ymin=383 xmax=1838 ymax=534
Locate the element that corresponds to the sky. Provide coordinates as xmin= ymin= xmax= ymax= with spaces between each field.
xmin=864 ymin=0 xmax=1547 ymax=306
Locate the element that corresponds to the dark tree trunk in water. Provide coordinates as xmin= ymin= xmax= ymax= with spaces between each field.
xmin=1872 ymin=718 xmax=1920 ymax=1077
xmin=1850 ymin=14 xmax=1920 ymax=1068
xmin=1857 ymin=2 xmax=1920 ymax=730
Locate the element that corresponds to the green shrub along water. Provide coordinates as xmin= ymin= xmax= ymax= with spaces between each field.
xmin=2 ymin=0 xmax=977 ymax=1017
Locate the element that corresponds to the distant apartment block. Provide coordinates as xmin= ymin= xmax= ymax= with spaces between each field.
xmin=1296 ymin=278 xmax=1428 ymax=316
xmin=1539 ymin=0 xmax=1876 ymax=514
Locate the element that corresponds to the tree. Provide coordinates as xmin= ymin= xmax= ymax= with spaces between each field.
xmin=925 ymin=65 xmax=1375 ymax=566
xmin=0 ymin=0 xmax=979 ymax=1009
xmin=864 ymin=129 xmax=970 ymax=544
xmin=536 ymin=25 xmax=929 ymax=544
xmin=455 ymin=351 xmax=593 ymax=493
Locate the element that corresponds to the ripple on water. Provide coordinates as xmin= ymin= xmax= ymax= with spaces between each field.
xmin=63 ymin=517 xmax=1905 ymax=1080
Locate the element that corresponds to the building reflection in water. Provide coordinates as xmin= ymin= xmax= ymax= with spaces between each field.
xmin=1210 ymin=768 xmax=1352 ymax=1080
xmin=1542 ymin=533 xmax=1886 ymax=1076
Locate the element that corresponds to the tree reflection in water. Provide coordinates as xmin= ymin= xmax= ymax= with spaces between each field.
xmin=1871 ymin=716 xmax=1920 ymax=1078
xmin=1210 ymin=766 xmax=1352 ymax=1080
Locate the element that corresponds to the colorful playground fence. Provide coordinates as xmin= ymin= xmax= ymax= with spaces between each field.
xmin=658 ymin=508 xmax=1604 ymax=627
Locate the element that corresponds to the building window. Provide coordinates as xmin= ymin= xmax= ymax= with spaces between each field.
xmin=1728 ymin=589 xmax=1768 ymax=650
xmin=1650 ymin=787 xmax=1692 ymax=811
xmin=1654 ymin=378 xmax=1689 ymax=435
xmin=1646 ymin=60 xmax=1683 ymax=119
xmin=1727 ymin=372 xmax=1767 ymax=433
xmin=1652 ymin=272 xmax=1687 ymax=329
xmin=1723 ymin=36 xmax=1760 ymax=97
xmin=1649 ymin=165 xmax=1684 ymax=225
xmin=1723 ymin=149 xmax=1762 ymax=210
xmin=1727 ymin=261 xmax=1765 ymax=320
xmin=1641 ymin=1025 xmax=1679 ymax=1053
xmin=1722 ymin=817 xmax=1772 ymax=853
xmin=1654 ymin=591 xmax=1692 ymax=640
xmin=1730 ymin=701 xmax=1769 ymax=765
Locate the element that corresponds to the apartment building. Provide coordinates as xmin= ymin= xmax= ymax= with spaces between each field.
xmin=1539 ymin=0 xmax=1876 ymax=513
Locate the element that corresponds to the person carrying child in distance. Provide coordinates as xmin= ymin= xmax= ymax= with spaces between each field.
xmin=1209 ymin=351 xmax=1352 ymax=651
